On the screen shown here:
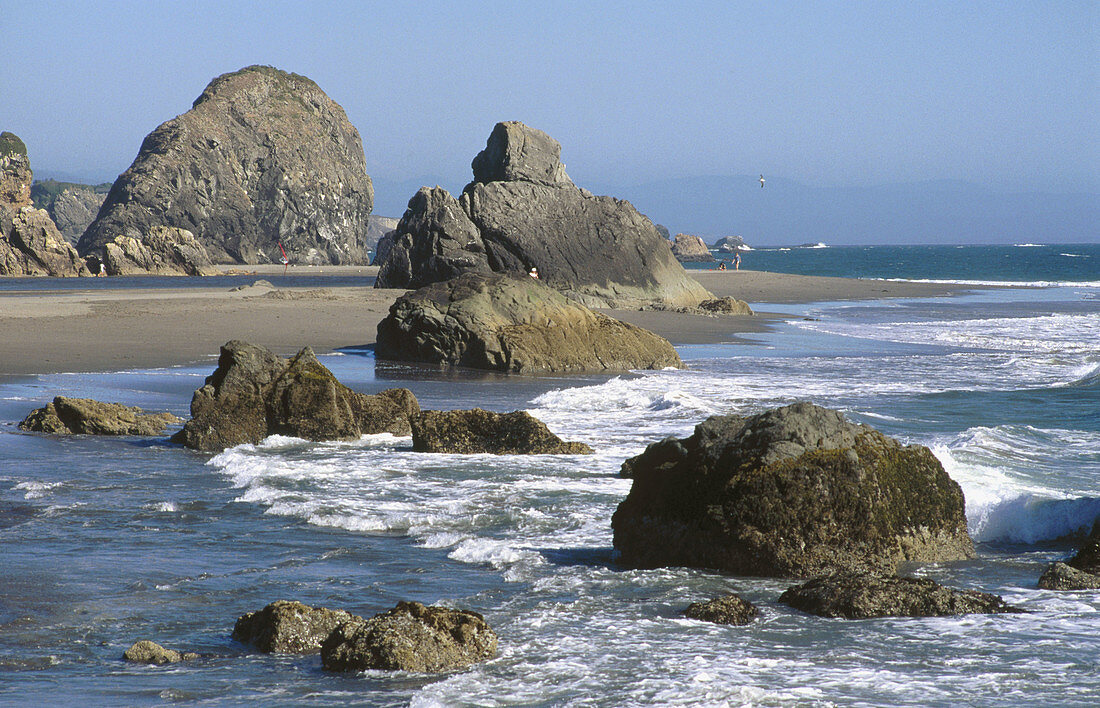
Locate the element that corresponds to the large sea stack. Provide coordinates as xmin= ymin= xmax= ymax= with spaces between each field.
xmin=612 ymin=402 xmax=974 ymax=578
xmin=79 ymin=66 xmax=374 ymax=266
xmin=376 ymin=121 xmax=711 ymax=309
xmin=1 ymin=132 xmax=33 ymax=209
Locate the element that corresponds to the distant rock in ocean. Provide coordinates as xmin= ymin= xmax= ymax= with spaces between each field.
xmin=612 ymin=402 xmax=975 ymax=578
xmin=79 ymin=65 xmax=375 ymax=267
xmin=376 ymin=121 xmax=712 ymax=309
xmin=31 ymin=180 xmax=108 ymax=245
xmin=670 ymin=233 xmax=715 ymax=263
xmin=713 ymin=235 xmax=747 ymax=252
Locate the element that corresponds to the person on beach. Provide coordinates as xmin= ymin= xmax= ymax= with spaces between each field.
xmin=718 ymin=261 xmax=726 ymax=271
xmin=733 ymin=252 xmax=741 ymax=270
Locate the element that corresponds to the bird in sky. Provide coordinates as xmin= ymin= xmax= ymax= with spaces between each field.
xmin=759 ymin=174 xmax=765 ymax=188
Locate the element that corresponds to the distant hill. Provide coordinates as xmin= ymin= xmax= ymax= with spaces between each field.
xmin=588 ymin=176 xmax=1099 ymax=246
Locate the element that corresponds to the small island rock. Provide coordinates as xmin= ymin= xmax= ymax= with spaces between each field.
xmin=20 ymin=396 xmax=181 ymax=436
xmin=412 ymin=409 xmax=593 ymax=455
xmin=321 ymin=601 xmax=497 ymax=673
xmin=683 ymin=593 xmax=759 ymax=625
xmin=1037 ymin=518 xmax=1100 ymax=590
xmin=233 ymin=600 xmax=361 ymax=654
xmin=778 ymin=573 xmax=1023 ymax=618
xmin=123 ymin=640 xmax=197 ymax=665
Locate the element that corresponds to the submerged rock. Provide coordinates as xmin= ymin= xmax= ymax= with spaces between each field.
xmin=376 ymin=121 xmax=712 ymax=309
xmin=123 ymin=640 xmax=198 ymax=665
xmin=778 ymin=573 xmax=1023 ymax=618
xmin=233 ymin=600 xmax=361 ymax=654
xmin=411 ymin=409 xmax=593 ymax=454
xmin=1037 ymin=518 xmax=1100 ymax=590
xmin=612 ymin=402 xmax=974 ymax=578
xmin=376 ymin=272 xmax=683 ymax=373
xmin=171 ymin=340 xmax=419 ymax=451
xmin=79 ymin=65 xmax=374 ymax=266
xmin=670 ymin=233 xmax=715 ymax=263
xmin=683 ymin=593 xmax=759 ymax=625
xmin=103 ymin=225 xmax=217 ymax=276
xmin=321 ymin=601 xmax=497 ymax=673
xmin=19 ymin=396 xmax=181 ymax=435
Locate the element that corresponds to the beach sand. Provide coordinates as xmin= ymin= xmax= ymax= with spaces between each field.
xmin=0 ymin=266 xmax=967 ymax=376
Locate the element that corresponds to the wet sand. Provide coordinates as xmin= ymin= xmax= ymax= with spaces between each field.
xmin=0 ymin=266 xmax=970 ymax=376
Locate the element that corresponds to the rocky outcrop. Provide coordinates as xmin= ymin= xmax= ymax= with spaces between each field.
xmin=1 ymin=132 xmax=33 ymax=210
xmin=1 ymin=205 xmax=93 ymax=277
xmin=411 ymin=409 xmax=593 ymax=454
xmin=683 ymin=593 xmax=759 ymax=625
xmin=1037 ymin=518 xmax=1100 ymax=590
xmin=612 ymin=402 xmax=974 ymax=578
xmin=123 ymin=640 xmax=198 ymax=664
xmin=376 ymin=272 xmax=684 ymax=373
xmin=31 ymin=181 xmax=108 ymax=245
xmin=233 ymin=600 xmax=361 ymax=654
xmin=103 ymin=226 xmax=217 ymax=276
xmin=376 ymin=121 xmax=712 ymax=309
xmin=19 ymin=396 xmax=181 ymax=435
xmin=778 ymin=573 xmax=1023 ymax=618
xmin=171 ymin=340 xmax=419 ymax=451
xmin=320 ymin=601 xmax=497 ymax=673
xmin=79 ymin=65 xmax=374 ymax=266
xmin=366 ymin=214 xmax=398 ymax=250
xmin=698 ymin=297 xmax=753 ymax=316
xmin=714 ymin=236 xmax=747 ymax=252
xmin=670 ymin=233 xmax=715 ymax=263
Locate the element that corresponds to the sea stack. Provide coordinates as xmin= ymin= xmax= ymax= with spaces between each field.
xmin=79 ymin=65 xmax=374 ymax=266
xmin=376 ymin=121 xmax=712 ymax=309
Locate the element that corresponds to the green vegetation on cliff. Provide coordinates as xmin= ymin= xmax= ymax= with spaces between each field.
xmin=0 ymin=132 xmax=27 ymax=158
xmin=31 ymin=179 xmax=112 ymax=210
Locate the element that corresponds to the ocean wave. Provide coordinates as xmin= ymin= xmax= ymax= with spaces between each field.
xmin=882 ymin=277 xmax=1100 ymax=288
xmin=1014 ymin=243 xmax=1045 ymax=248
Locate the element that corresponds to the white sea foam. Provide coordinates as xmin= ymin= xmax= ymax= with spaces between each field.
xmin=884 ymin=277 xmax=1100 ymax=287
xmin=14 ymin=480 xmax=62 ymax=499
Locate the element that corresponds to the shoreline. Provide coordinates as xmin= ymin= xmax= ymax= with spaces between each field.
xmin=0 ymin=267 xmax=976 ymax=377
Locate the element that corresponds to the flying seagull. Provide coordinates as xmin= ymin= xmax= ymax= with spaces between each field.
xmin=759 ymin=174 xmax=765 ymax=188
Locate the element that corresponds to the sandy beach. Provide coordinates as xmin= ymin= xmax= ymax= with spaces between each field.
xmin=0 ymin=266 xmax=969 ymax=376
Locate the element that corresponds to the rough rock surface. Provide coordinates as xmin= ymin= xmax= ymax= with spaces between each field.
xmin=612 ymin=402 xmax=974 ymax=578
xmin=123 ymin=640 xmax=198 ymax=664
xmin=233 ymin=600 xmax=361 ymax=654
xmin=1 ymin=132 xmax=33 ymax=210
xmin=171 ymin=340 xmax=419 ymax=451
xmin=670 ymin=233 xmax=715 ymax=263
xmin=19 ymin=396 xmax=181 ymax=435
xmin=779 ymin=573 xmax=1023 ymax=618
xmin=103 ymin=226 xmax=217 ymax=276
xmin=714 ymin=236 xmax=747 ymax=252
xmin=1037 ymin=518 xmax=1100 ymax=590
xmin=320 ymin=601 xmax=498 ymax=673
xmin=366 ymin=214 xmax=399 ymax=250
xmin=376 ymin=272 xmax=683 ymax=373
xmin=698 ymin=297 xmax=754 ymax=316
xmin=411 ymin=409 xmax=593 ymax=454
xmin=683 ymin=593 xmax=759 ymax=625
xmin=376 ymin=121 xmax=712 ymax=309
xmin=79 ymin=65 xmax=374 ymax=266
xmin=31 ymin=181 xmax=108 ymax=245
xmin=1 ymin=205 xmax=93 ymax=277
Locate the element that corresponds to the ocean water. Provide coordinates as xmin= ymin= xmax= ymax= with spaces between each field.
xmin=1 ymin=243 xmax=1098 ymax=706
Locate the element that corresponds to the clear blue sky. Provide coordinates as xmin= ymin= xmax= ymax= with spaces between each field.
xmin=3 ymin=1 xmax=1097 ymax=198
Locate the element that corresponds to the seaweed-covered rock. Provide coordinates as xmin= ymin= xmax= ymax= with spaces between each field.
xmin=683 ymin=593 xmax=759 ymax=625
xmin=1037 ymin=518 xmax=1100 ymax=590
xmin=612 ymin=402 xmax=974 ymax=578
xmin=233 ymin=600 xmax=361 ymax=654
xmin=321 ymin=601 xmax=497 ymax=673
xmin=698 ymin=297 xmax=753 ymax=316
xmin=376 ymin=122 xmax=711 ymax=309
xmin=670 ymin=233 xmax=715 ymax=263
xmin=79 ymin=66 xmax=374 ymax=266
xmin=376 ymin=272 xmax=683 ymax=373
xmin=411 ymin=409 xmax=593 ymax=454
xmin=778 ymin=573 xmax=1023 ymax=618
xmin=123 ymin=640 xmax=197 ymax=665
xmin=103 ymin=226 xmax=217 ymax=276
xmin=171 ymin=340 xmax=419 ymax=451
xmin=19 ymin=396 xmax=181 ymax=435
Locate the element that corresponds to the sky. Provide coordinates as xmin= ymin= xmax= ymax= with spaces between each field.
xmin=2 ymin=1 xmax=1097 ymax=241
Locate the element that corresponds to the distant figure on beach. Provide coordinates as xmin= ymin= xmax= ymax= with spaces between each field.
xmin=529 ymin=267 xmax=539 ymax=279
xmin=717 ymin=261 xmax=726 ymax=270
xmin=759 ymin=174 xmax=765 ymax=188
xmin=733 ymin=252 xmax=741 ymax=270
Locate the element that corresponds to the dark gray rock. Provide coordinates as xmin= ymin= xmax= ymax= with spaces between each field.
xmin=171 ymin=340 xmax=419 ymax=451
xmin=79 ymin=66 xmax=374 ymax=266
xmin=412 ymin=409 xmax=593 ymax=455
xmin=123 ymin=640 xmax=198 ymax=664
xmin=612 ymin=402 xmax=974 ymax=578
xmin=713 ymin=236 xmax=747 ymax=252
xmin=233 ymin=600 xmax=361 ymax=654
xmin=779 ymin=573 xmax=1023 ymax=618
xmin=670 ymin=233 xmax=715 ymax=263
xmin=376 ymin=272 xmax=683 ymax=373
xmin=376 ymin=121 xmax=712 ymax=309
xmin=321 ymin=601 xmax=497 ymax=673
xmin=19 ymin=396 xmax=181 ymax=435
xmin=1 ymin=204 xmax=92 ymax=277
xmin=683 ymin=593 xmax=759 ymax=625
xmin=1037 ymin=518 xmax=1100 ymax=590
xmin=103 ymin=225 xmax=217 ymax=276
